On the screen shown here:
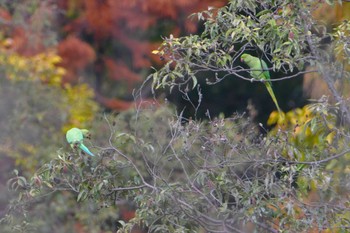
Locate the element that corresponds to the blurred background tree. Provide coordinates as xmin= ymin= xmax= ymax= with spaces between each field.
xmin=54 ymin=0 xmax=227 ymax=110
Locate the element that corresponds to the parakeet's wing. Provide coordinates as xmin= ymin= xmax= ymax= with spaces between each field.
xmin=260 ymin=59 xmax=270 ymax=81
xmin=243 ymin=55 xmax=269 ymax=81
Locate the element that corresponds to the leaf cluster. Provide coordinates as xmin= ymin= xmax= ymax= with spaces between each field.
xmin=151 ymin=0 xmax=322 ymax=91
xmin=4 ymin=103 xmax=350 ymax=232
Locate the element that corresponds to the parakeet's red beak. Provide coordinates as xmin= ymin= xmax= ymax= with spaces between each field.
xmin=240 ymin=58 xmax=244 ymax=62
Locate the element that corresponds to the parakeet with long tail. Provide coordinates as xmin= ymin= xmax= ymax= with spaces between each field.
xmin=66 ymin=128 xmax=94 ymax=156
xmin=240 ymin=53 xmax=283 ymax=118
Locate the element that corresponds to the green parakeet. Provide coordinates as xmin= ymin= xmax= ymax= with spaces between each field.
xmin=240 ymin=53 xmax=283 ymax=117
xmin=66 ymin=128 xmax=94 ymax=156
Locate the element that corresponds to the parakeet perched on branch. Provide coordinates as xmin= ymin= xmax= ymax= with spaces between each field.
xmin=66 ymin=128 xmax=94 ymax=156
xmin=240 ymin=53 xmax=283 ymax=117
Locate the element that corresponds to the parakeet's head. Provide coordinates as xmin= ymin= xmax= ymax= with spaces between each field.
xmin=81 ymin=129 xmax=91 ymax=139
xmin=241 ymin=53 xmax=258 ymax=68
xmin=240 ymin=53 xmax=253 ymax=63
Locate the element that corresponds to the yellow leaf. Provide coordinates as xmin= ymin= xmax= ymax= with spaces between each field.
xmin=326 ymin=131 xmax=336 ymax=144
xmin=267 ymin=111 xmax=279 ymax=125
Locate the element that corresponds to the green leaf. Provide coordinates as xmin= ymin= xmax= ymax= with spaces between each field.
xmin=310 ymin=118 xmax=317 ymax=134
xmin=17 ymin=177 xmax=27 ymax=188
xmin=152 ymin=72 xmax=158 ymax=86
xmin=191 ymin=75 xmax=198 ymax=89
xmin=43 ymin=181 xmax=53 ymax=189
xmin=13 ymin=169 xmax=18 ymax=176
xmin=325 ymin=0 xmax=334 ymax=5
xmin=77 ymin=190 xmax=87 ymax=202
xmin=98 ymin=182 xmax=104 ymax=191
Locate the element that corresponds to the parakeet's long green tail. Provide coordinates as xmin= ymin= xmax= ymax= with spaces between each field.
xmin=79 ymin=143 xmax=95 ymax=156
xmin=264 ymin=82 xmax=284 ymax=119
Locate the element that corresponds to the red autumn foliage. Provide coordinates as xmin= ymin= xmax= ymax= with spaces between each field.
xmin=104 ymin=57 xmax=141 ymax=84
xmin=119 ymin=204 xmax=136 ymax=222
xmin=95 ymin=92 xmax=159 ymax=112
xmin=2 ymin=0 xmax=227 ymax=110
xmin=95 ymin=93 xmax=133 ymax=111
xmin=0 ymin=2 xmax=59 ymax=55
xmin=85 ymin=0 xmax=115 ymax=41
xmin=73 ymin=222 xmax=86 ymax=233
xmin=58 ymin=36 xmax=96 ymax=83
xmin=114 ymin=34 xmax=158 ymax=69
xmin=0 ymin=9 xmax=31 ymax=54
xmin=55 ymin=0 xmax=227 ymax=111
xmin=0 ymin=7 xmax=11 ymax=21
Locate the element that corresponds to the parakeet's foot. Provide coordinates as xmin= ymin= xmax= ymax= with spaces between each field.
xmin=73 ymin=142 xmax=79 ymax=149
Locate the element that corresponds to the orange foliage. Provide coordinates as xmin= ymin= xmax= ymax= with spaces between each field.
xmin=311 ymin=3 xmax=337 ymax=26
xmin=305 ymin=3 xmax=350 ymax=101
xmin=303 ymin=67 xmax=333 ymax=101
xmin=74 ymin=222 xmax=87 ymax=233
xmin=0 ymin=9 xmax=30 ymax=54
xmin=57 ymin=0 xmax=227 ymax=111
xmin=0 ymin=7 xmax=10 ymax=20
xmin=104 ymin=57 xmax=141 ymax=84
xmin=85 ymin=0 xmax=115 ymax=41
xmin=119 ymin=204 xmax=136 ymax=222
xmin=312 ymin=2 xmax=350 ymax=26
xmin=95 ymin=92 xmax=158 ymax=111
xmin=265 ymin=190 xmax=347 ymax=233
xmin=9 ymin=28 xmax=28 ymax=53
xmin=95 ymin=93 xmax=133 ymax=111
xmin=57 ymin=36 xmax=96 ymax=83
xmin=0 ymin=2 xmax=58 ymax=55
xmin=335 ymin=2 xmax=350 ymax=21
xmin=115 ymin=34 xmax=157 ymax=69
